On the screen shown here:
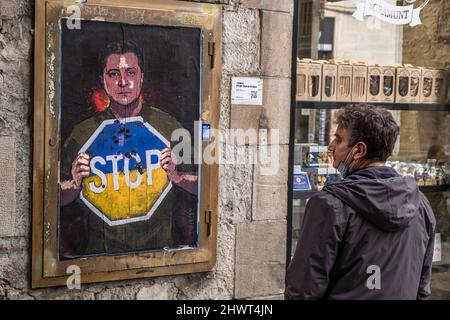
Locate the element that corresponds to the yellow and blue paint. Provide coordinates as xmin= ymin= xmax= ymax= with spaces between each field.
xmin=79 ymin=117 xmax=171 ymax=226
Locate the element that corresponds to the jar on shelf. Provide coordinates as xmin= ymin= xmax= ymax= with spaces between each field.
xmin=426 ymin=159 xmax=437 ymax=186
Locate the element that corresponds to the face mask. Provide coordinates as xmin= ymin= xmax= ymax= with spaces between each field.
xmin=337 ymin=144 xmax=358 ymax=178
xmin=337 ymin=162 xmax=350 ymax=178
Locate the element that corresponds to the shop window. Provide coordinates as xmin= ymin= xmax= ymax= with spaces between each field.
xmin=291 ymin=0 xmax=450 ymax=299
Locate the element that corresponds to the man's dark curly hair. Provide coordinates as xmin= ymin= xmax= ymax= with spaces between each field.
xmin=335 ymin=104 xmax=400 ymax=162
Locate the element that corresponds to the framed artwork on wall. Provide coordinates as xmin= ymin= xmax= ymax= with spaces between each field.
xmin=32 ymin=0 xmax=221 ymax=288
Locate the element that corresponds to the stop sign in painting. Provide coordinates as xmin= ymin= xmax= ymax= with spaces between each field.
xmin=78 ymin=117 xmax=172 ymax=226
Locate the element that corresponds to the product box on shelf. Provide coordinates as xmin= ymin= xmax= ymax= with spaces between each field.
xmin=367 ymin=65 xmax=396 ymax=103
xmin=303 ymin=167 xmax=339 ymax=191
xmin=317 ymin=146 xmax=330 ymax=167
xmin=296 ymin=59 xmax=322 ymax=102
xmin=420 ymin=68 xmax=446 ymax=104
xmin=299 ymin=144 xmax=319 ymax=168
xmin=352 ymin=62 xmax=368 ymax=103
xmin=297 ymin=142 xmax=339 ymax=191
xmin=321 ymin=61 xmax=338 ymax=102
xmin=334 ymin=60 xmax=353 ymax=102
xmin=298 ymin=144 xmax=330 ymax=168
xmin=395 ymin=65 xmax=421 ymax=104
xmin=294 ymin=143 xmax=306 ymax=165
xmin=293 ymin=165 xmax=312 ymax=191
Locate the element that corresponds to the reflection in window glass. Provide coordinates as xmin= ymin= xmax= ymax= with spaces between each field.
xmin=294 ymin=0 xmax=450 ymax=299
xmin=410 ymin=77 xmax=419 ymax=97
xmin=369 ymin=75 xmax=380 ymax=96
xmin=383 ymin=76 xmax=394 ymax=97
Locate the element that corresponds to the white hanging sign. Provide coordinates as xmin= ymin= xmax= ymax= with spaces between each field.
xmin=352 ymin=0 xmax=430 ymax=26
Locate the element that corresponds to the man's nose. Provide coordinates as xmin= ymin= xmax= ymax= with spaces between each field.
xmin=118 ymin=75 xmax=128 ymax=88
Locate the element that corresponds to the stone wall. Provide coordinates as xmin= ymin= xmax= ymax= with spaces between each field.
xmin=0 ymin=0 xmax=293 ymax=299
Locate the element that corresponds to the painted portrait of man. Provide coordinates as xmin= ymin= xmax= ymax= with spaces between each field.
xmin=58 ymin=21 xmax=201 ymax=259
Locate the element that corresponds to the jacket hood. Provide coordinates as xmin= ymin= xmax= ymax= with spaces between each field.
xmin=324 ymin=168 xmax=421 ymax=232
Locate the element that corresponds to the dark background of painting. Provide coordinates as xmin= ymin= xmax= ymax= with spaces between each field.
xmin=60 ymin=20 xmax=201 ymax=142
xmin=59 ymin=20 xmax=200 ymax=258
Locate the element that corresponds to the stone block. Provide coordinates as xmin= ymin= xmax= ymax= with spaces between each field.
xmin=230 ymin=105 xmax=262 ymax=131
xmin=33 ymin=290 xmax=96 ymax=300
xmin=254 ymin=144 xmax=289 ymax=185
xmin=219 ymin=146 xmax=254 ymax=224
xmin=243 ymin=0 xmax=293 ymax=14
xmin=249 ymin=294 xmax=284 ymax=300
xmin=252 ymin=144 xmax=288 ymax=221
xmin=95 ymin=285 xmax=138 ymax=300
xmin=260 ymin=77 xmax=291 ymax=145
xmin=229 ymin=77 xmax=291 ymax=145
xmin=0 ymin=237 xmax=28 ymax=289
xmin=0 ymin=1 xmax=32 ymax=18
xmin=252 ymin=183 xmax=287 ymax=221
xmin=235 ymin=220 xmax=286 ymax=298
xmin=187 ymin=0 xmax=230 ymax=4
xmin=223 ymin=8 xmax=260 ymax=74
xmin=0 ymin=136 xmax=16 ymax=237
xmin=136 ymin=283 xmax=178 ymax=300
xmin=214 ymin=219 xmax=236 ymax=277
xmin=219 ymin=75 xmax=232 ymax=130
xmin=261 ymin=11 xmax=292 ymax=78
xmin=13 ymin=133 xmax=31 ymax=237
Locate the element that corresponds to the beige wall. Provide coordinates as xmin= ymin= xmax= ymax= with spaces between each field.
xmin=325 ymin=0 xmax=403 ymax=65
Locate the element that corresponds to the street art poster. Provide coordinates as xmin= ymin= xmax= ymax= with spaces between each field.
xmin=58 ymin=20 xmax=201 ymax=259
xmin=33 ymin=0 xmax=220 ymax=288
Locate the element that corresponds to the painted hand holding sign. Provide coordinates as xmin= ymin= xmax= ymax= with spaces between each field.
xmin=79 ymin=117 xmax=172 ymax=226
xmin=352 ymin=0 xmax=430 ymax=26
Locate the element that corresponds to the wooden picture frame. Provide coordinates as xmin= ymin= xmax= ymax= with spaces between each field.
xmin=32 ymin=0 xmax=221 ymax=288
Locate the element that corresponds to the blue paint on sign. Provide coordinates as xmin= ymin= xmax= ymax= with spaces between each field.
xmin=81 ymin=118 xmax=168 ymax=175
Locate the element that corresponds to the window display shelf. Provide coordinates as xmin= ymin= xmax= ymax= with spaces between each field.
xmin=432 ymin=263 xmax=449 ymax=274
xmin=419 ymin=185 xmax=450 ymax=193
xmin=296 ymin=101 xmax=450 ymax=112
xmin=293 ymin=190 xmax=320 ymax=200
xmin=293 ymin=184 xmax=450 ymax=200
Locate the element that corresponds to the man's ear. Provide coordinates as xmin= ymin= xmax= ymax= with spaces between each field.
xmin=355 ymin=142 xmax=367 ymax=160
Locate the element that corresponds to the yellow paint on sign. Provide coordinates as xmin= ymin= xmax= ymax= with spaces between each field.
xmin=82 ymin=168 xmax=169 ymax=221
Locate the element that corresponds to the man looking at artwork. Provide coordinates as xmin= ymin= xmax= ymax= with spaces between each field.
xmin=285 ymin=104 xmax=436 ymax=299
xmin=59 ymin=41 xmax=198 ymax=258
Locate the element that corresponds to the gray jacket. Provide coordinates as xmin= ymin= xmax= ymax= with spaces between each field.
xmin=286 ymin=167 xmax=436 ymax=300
